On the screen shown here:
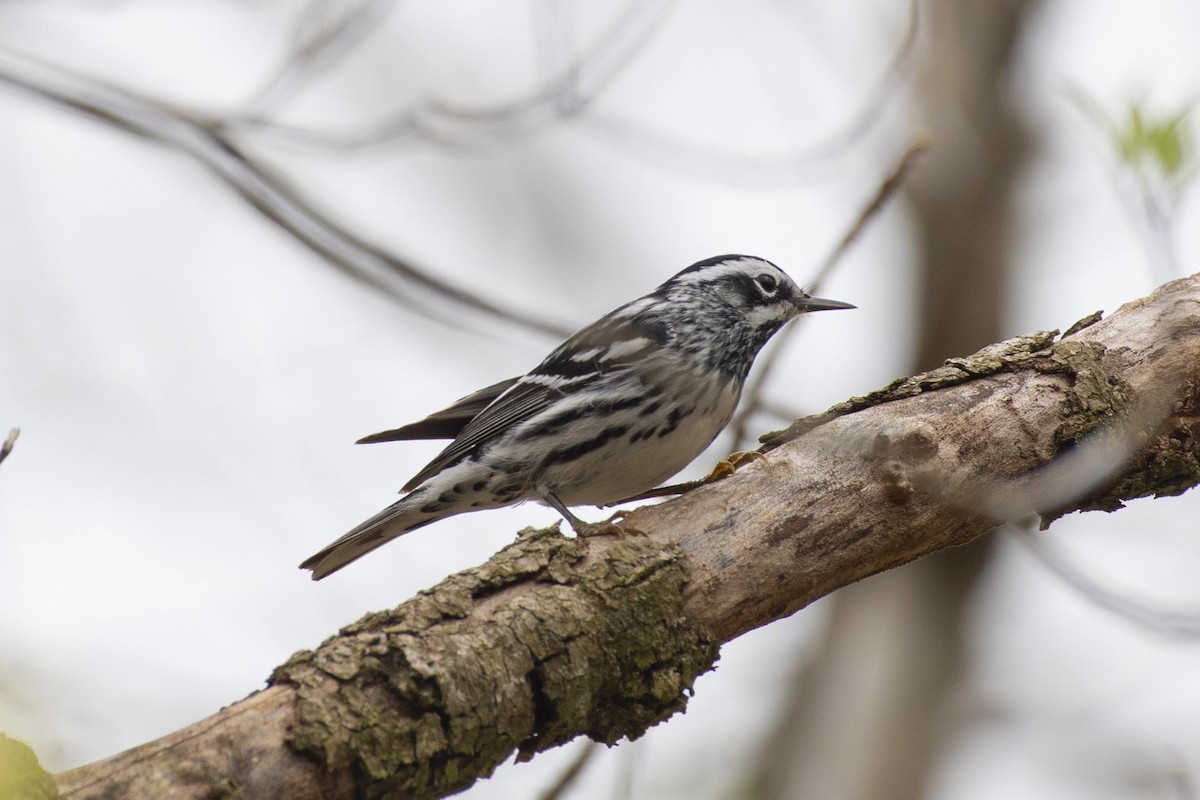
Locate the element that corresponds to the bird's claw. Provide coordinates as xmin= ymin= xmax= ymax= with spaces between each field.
xmin=573 ymin=510 xmax=645 ymax=539
xmin=704 ymin=450 xmax=768 ymax=483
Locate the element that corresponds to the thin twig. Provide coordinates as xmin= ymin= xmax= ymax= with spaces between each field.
xmin=574 ymin=0 xmax=921 ymax=186
xmin=537 ymin=741 xmax=600 ymax=800
xmin=0 ymin=428 xmax=18 ymax=466
xmin=725 ymin=134 xmax=930 ymax=449
xmin=239 ymin=0 xmax=401 ymax=121
xmin=225 ymin=0 xmax=919 ymax=187
xmin=532 ymin=0 xmax=580 ymax=115
xmin=808 ymin=132 xmax=931 ymax=294
xmin=1009 ymin=517 xmax=1200 ymax=638
xmin=615 ymin=739 xmax=637 ymax=800
xmin=230 ymin=0 xmax=672 ymax=152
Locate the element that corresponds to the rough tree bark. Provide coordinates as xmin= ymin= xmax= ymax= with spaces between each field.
xmin=52 ymin=274 xmax=1200 ymax=800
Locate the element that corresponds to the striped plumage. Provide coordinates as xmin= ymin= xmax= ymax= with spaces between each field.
xmin=301 ymin=255 xmax=853 ymax=579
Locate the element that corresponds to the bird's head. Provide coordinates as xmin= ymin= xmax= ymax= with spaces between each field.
xmin=637 ymin=254 xmax=855 ymax=380
xmin=667 ymin=253 xmax=854 ymax=328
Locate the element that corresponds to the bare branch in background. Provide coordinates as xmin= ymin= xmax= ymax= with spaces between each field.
xmin=809 ymin=133 xmax=930 ymax=294
xmin=532 ymin=0 xmax=579 ymax=115
xmin=230 ymin=0 xmax=674 ymax=151
xmin=412 ymin=0 xmax=673 ymax=143
xmin=0 ymin=0 xmax=920 ymax=344
xmin=536 ymin=741 xmax=600 ymax=800
xmin=0 ymin=427 xmax=18 ymax=466
xmin=239 ymin=0 xmax=402 ymax=121
xmin=727 ymin=135 xmax=929 ymax=449
xmin=1009 ymin=518 xmax=1200 ymax=638
xmin=0 ymin=46 xmax=570 ymax=339
xmin=577 ymin=0 xmax=920 ymax=185
xmin=225 ymin=0 xmax=917 ymax=187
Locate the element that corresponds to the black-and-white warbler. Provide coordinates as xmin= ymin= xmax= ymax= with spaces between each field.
xmin=302 ymin=255 xmax=853 ymax=579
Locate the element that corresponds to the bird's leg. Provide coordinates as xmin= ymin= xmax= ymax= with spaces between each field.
xmin=602 ymin=452 xmax=771 ymax=506
xmin=541 ymin=491 xmax=640 ymax=538
xmin=703 ymin=450 xmax=769 ymax=483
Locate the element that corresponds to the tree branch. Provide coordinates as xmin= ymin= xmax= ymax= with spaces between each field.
xmin=55 ymin=273 xmax=1200 ymax=799
xmin=0 ymin=427 xmax=17 ymax=467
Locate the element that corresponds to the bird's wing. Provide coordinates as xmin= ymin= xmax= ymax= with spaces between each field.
xmin=398 ymin=313 xmax=666 ymax=492
xmin=400 ymin=377 xmax=566 ymax=491
xmin=357 ymin=377 xmax=521 ymax=443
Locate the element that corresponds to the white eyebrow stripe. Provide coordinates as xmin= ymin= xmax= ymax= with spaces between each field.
xmin=672 ymin=258 xmax=774 ymax=286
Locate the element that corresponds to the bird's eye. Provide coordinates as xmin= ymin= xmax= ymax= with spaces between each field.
xmin=755 ymin=273 xmax=778 ymax=294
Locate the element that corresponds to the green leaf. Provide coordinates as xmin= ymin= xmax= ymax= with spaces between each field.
xmin=1113 ymin=101 xmax=1193 ymax=180
xmin=1148 ymin=113 xmax=1188 ymax=175
xmin=0 ymin=734 xmax=58 ymax=800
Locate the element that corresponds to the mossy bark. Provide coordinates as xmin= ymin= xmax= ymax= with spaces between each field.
xmin=761 ymin=326 xmax=1131 ymax=451
xmin=268 ymin=530 xmax=718 ymax=799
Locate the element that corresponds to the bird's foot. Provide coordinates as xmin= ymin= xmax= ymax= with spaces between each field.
xmin=543 ymin=491 xmax=646 ymax=538
xmin=703 ymin=450 xmax=768 ymax=483
xmin=573 ymin=510 xmax=645 ymax=539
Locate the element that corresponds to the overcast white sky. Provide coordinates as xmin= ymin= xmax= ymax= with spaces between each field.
xmin=1 ymin=1 xmax=1199 ymax=798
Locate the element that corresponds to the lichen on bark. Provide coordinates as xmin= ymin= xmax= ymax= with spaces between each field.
xmin=269 ymin=527 xmax=718 ymax=799
xmin=760 ymin=330 xmax=1062 ymax=449
xmin=1071 ymin=376 xmax=1200 ymax=514
xmin=760 ymin=328 xmax=1133 ymax=453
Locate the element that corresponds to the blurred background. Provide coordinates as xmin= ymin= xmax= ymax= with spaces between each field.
xmin=1 ymin=1 xmax=1199 ymax=798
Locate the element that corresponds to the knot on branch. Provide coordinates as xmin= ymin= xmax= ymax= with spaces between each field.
xmin=269 ymin=528 xmax=718 ymax=800
xmin=868 ymin=422 xmax=940 ymax=503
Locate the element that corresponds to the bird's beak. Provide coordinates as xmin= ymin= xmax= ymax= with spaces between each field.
xmin=795 ymin=294 xmax=856 ymax=313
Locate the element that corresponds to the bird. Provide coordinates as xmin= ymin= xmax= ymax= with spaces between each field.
xmin=301 ymin=254 xmax=854 ymax=579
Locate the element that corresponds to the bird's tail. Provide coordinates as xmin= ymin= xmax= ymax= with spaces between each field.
xmin=300 ymin=493 xmax=440 ymax=580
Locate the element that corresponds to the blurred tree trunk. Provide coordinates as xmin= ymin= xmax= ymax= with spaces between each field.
xmin=749 ymin=2 xmax=1037 ymax=798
